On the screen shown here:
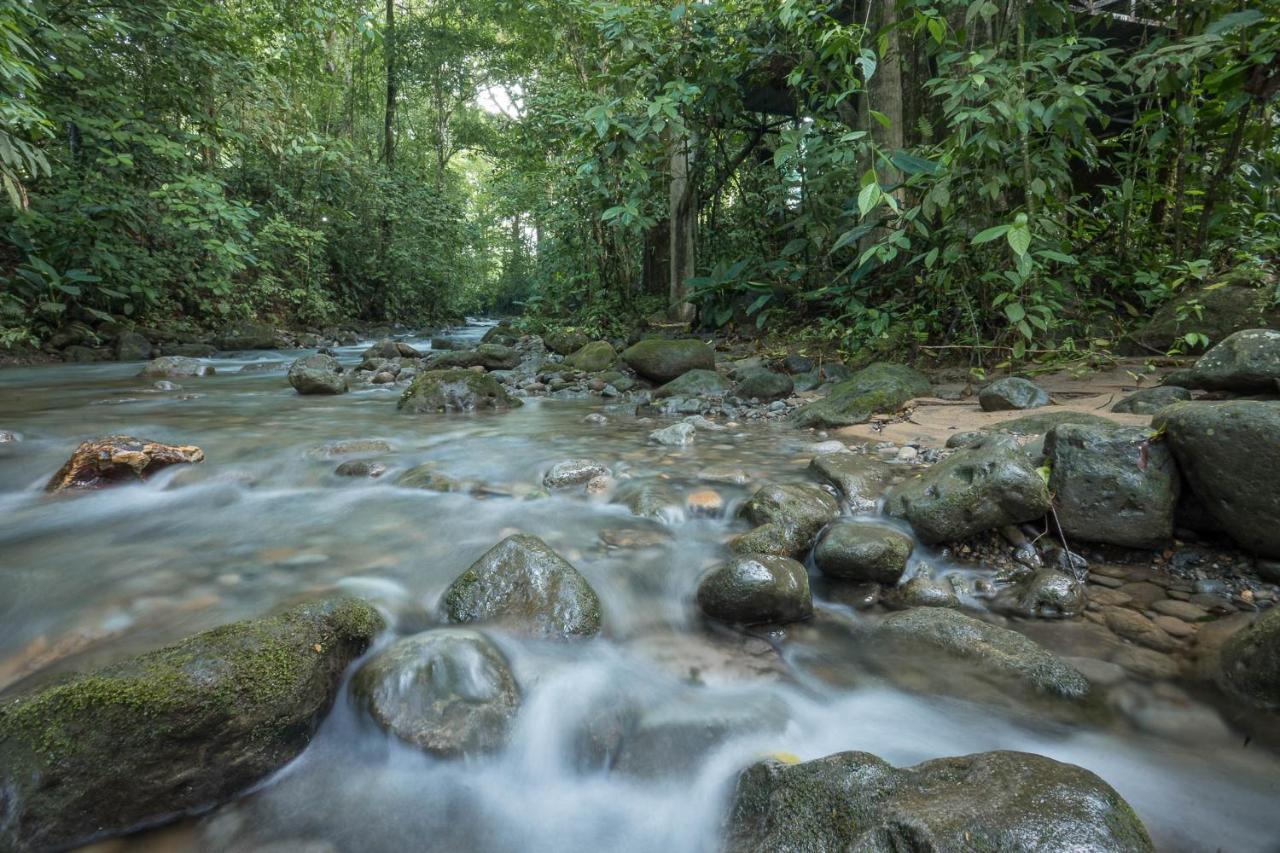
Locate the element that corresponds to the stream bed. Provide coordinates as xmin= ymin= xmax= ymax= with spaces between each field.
xmin=1 ymin=321 xmax=1278 ymax=852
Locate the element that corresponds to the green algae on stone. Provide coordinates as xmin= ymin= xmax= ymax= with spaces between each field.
xmin=0 ymin=597 xmax=384 ymax=853
xmin=620 ymin=338 xmax=715 ymax=383
xmin=565 ymin=340 xmax=618 ymax=372
xmin=791 ymin=362 xmax=930 ymax=429
xmin=398 ymin=369 xmax=522 ymax=414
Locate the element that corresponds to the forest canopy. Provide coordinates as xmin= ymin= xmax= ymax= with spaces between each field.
xmin=1 ymin=0 xmax=1277 ymax=362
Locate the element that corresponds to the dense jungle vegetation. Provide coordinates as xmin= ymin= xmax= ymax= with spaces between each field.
xmin=1 ymin=0 xmax=1277 ymax=364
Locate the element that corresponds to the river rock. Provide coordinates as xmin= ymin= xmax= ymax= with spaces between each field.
xmin=872 ymin=607 xmax=1089 ymax=698
xmin=114 ymin=330 xmax=153 ymax=361
xmin=696 ymin=554 xmax=813 ymax=625
xmin=137 ymin=355 xmax=215 ymax=378
xmin=0 ymin=598 xmax=383 ymax=852
xmin=612 ymin=693 xmax=789 ymax=777
xmin=621 ymin=338 xmax=715 ymax=383
xmin=288 ymin=353 xmax=348 ymax=395
xmin=734 ymin=368 xmax=793 ymax=402
xmin=806 ymin=452 xmax=890 ymax=512
xmin=791 ymin=362 xmax=930 ymax=429
xmin=731 ymin=483 xmax=840 ymax=558
xmin=1182 ymin=328 xmax=1280 ymax=393
xmin=979 ymin=376 xmax=1050 ymax=411
xmin=441 ymin=534 xmax=601 ymax=638
xmin=1135 ymin=284 xmax=1280 ymax=353
xmin=399 ymin=369 xmax=523 ymax=414
xmin=1113 ymin=385 xmax=1191 ymax=414
xmin=213 ymin=321 xmax=278 ymax=350
xmin=543 ymin=458 xmax=611 ymax=489
xmin=792 ymin=362 xmax=854 ymax=392
xmin=1217 ymin=607 xmax=1280 ymax=709
xmin=987 ymin=410 xmax=1118 ymax=435
xmin=363 ymin=338 xmax=423 ymax=360
xmin=887 ymin=569 xmax=960 ymax=609
xmin=352 ymin=629 xmax=520 ymax=756
xmin=649 ymin=422 xmax=695 ymax=446
xmin=813 ymin=521 xmax=912 ymax=583
xmin=612 ymin=479 xmax=681 ymax=519
xmin=334 ymin=459 xmax=387 ymax=478
xmin=723 ymin=749 xmax=1153 ymax=852
xmin=45 ymin=434 xmax=204 ymax=491
xmin=993 ymin=569 xmax=1087 ymax=618
xmin=884 ymin=434 xmax=1050 ymax=544
xmin=565 ymin=340 xmax=617 ymax=372
xmin=1045 ymin=424 xmax=1180 ymax=549
xmin=1154 ymin=401 xmax=1280 ymax=557
xmin=545 ymin=329 xmax=590 ymax=355
xmin=432 ymin=343 xmax=522 ymax=371
xmin=655 ymin=369 xmax=731 ymax=399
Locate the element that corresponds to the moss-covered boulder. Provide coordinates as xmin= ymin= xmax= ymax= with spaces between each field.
xmin=654 ymin=368 xmax=731 ymax=399
xmin=621 ymin=338 xmax=715 ymax=383
xmin=137 ymin=355 xmax=215 ymax=378
xmin=213 ymin=321 xmax=278 ymax=350
xmin=288 ymin=353 xmax=348 ymax=395
xmin=1134 ymin=284 xmax=1280 ymax=353
xmin=45 ymin=434 xmax=204 ymax=492
xmin=1154 ymin=401 xmax=1280 ymax=557
xmin=352 ymin=628 xmax=520 ymax=756
xmin=1112 ymin=385 xmax=1191 ymax=415
xmin=987 ymin=410 xmax=1120 ymax=435
xmin=869 ymin=607 xmax=1089 ymax=699
xmin=734 ymin=368 xmax=794 ymax=402
xmin=430 ymin=343 xmax=522 ymax=371
xmin=731 ymin=483 xmax=840 ymax=558
xmin=806 ymin=452 xmax=890 ymax=512
xmin=724 ymin=749 xmax=1153 ymax=852
xmin=813 ymin=521 xmax=912 ymax=583
xmin=398 ymin=369 xmax=522 ymax=414
xmin=696 ymin=554 xmax=813 ymax=625
xmin=1182 ymin=328 xmax=1280 ymax=393
xmin=1045 ymin=424 xmax=1180 ymax=549
xmin=884 ymin=434 xmax=1050 ymax=544
xmin=441 ymin=534 xmax=601 ymax=638
xmin=978 ymin=376 xmax=1050 ymax=411
xmin=565 ymin=340 xmax=618 ymax=372
xmin=1218 ymin=606 xmax=1280 ymax=709
xmin=114 ymin=330 xmax=153 ymax=362
xmin=0 ymin=598 xmax=384 ymax=852
xmin=791 ymin=362 xmax=930 ymax=429
xmin=545 ymin=328 xmax=590 ymax=356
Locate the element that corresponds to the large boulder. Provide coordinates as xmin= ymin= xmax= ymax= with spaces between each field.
xmin=870 ymin=607 xmax=1090 ymax=699
xmin=1112 ymin=385 xmax=1191 ymax=415
xmin=621 ymin=338 xmax=715 ymax=383
xmin=363 ymin=338 xmax=422 ymax=360
xmin=0 ymin=598 xmax=383 ymax=852
xmin=1182 ymin=328 xmax=1280 ymax=393
xmin=441 ymin=534 xmax=602 ymax=639
xmin=724 ymin=749 xmax=1154 ymax=852
xmin=137 ymin=355 xmax=215 ymax=378
xmin=398 ymin=369 xmax=522 ymax=414
xmin=978 ymin=376 xmax=1050 ymax=411
xmin=543 ymin=458 xmax=610 ymax=489
xmin=806 ymin=452 xmax=890 ymax=512
xmin=351 ymin=629 xmax=520 ymax=756
xmin=791 ymin=362 xmax=930 ymax=429
xmin=1154 ymin=401 xmax=1280 ymax=556
xmin=1217 ymin=607 xmax=1280 ymax=709
xmin=1045 ymin=424 xmax=1180 ymax=549
xmin=731 ymin=483 xmax=840 ymax=558
xmin=545 ymin=329 xmax=590 ymax=356
xmin=1134 ymin=284 xmax=1280 ymax=353
xmin=991 ymin=569 xmax=1088 ymax=619
xmin=288 ymin=353 xmax=348 ymax=395
xmin=696 ymin=554 xmax=813 ymax=625
xmin=654 ymin=369 xmax=731 ymax=399
xmin=114 ymin=330 xmax=153 ymax=361
xmin=813 ymin=521 xmax=912 ymax=583
xmin=213 ymin=321 xmax=278 ymax=350
xmin=988 ymin=411 xmax=1119 ymax=435
xmin=884 ymin=434 xmax=1050 ymax=544
xmin=431 ymin=343 xmax=522 ymax=371
xmin=734 ymin=368 xmax=794 ymax=402
xmin=45 ymin=435 xmax=204 ymax=492
xmin=565 ymin=340 xmax=617 ymax=372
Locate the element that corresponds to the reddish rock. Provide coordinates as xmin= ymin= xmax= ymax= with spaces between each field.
xmin=45 ymin=435 xmax=204 ymax=492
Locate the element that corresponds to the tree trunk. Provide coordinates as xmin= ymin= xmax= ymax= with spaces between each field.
xmin=381 ymin=0 xmax=397 ymax=167
xmin=668 ymin=131 xmax=697 ymax=323
xmin=1194 ymin=101 xmax=1253 ymax=256
xmin=643 ymin=219 xmax=670 ymax=297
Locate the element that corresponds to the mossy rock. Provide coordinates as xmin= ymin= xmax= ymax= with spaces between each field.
xmin=1218 ymin=606 xmax=1280 ymax=709
xmin=545 ymin=328 xmax=591 ymax=356
xmin=725 ymin=749 xmax=1153 ymax=852
xmin=1134 ymin=283 xmax=1280 ymax=353
xmin=731 ymin=482 xmax=840 ymax=558
xmin=0 ymin=598 xmax=384 ymax=852
xmin=429 ymin=343 xmax=522 ymax=371
xmin=696 ymin=554 xmax=813 ymax=625
xmin=791 ymin=362 xmax=930 ymax=429
xmin=398 ymin=369 xmax=522 ymax=414
xmin=565 ymin=340 xmax=617 ymax=372
xmin=654 ymin=368 xmax=731 ymax=399
xmin=986 ymin=410 xmax=1120 ymax=435
xmin=620 ymin=338 xmax=715 ymax=383
xmin=288 ymin=353 xmax=348 ymax=395
xmin=137 ymin=355 xmax=215 ymax=378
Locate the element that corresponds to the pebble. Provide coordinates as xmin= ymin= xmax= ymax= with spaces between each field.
xmin=1152 ymin=615 xmax=1195 ymax=638
xmin=1088 ymin=573 xmax=1124 ymax=589
xmin=1117 ymin=581 xmax=1165 ymax=609
xmin=1110 ymin=646 xmax=1180 ymax=680
xmin=1151 ymin=599 xmax=1208 ymax=622
xmin=583 ymin=413 xmax=608 ymax=425
xmin=1102 ymin=607 xmax=1177 ymax=652
xmin=1188 ymin=593 xmax=1235 ymax=614
xmin=685 ymin=489 xmax=724 ymax=517
xmin=1088 ymin=587 xmax=1133 ymax=607
xmin=152 ymin=380 xmax=181 ymax=391
xmin=809 ymin=440 xmax=847 ymax=455
xmin=895 ymin=446 xmax=918 ymax=463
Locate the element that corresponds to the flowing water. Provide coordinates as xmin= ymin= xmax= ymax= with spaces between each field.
xmin=1 ymin=321 xmax=1277 ymax=852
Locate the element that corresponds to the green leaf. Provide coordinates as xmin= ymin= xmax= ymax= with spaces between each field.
xmin=857 ymin=182 xmax=881 ymax=218
xmin=830 ymin=224 xmax=873 ymax=253
xmin=889 ymin=151 xmax=939 ymax=175
xmin=1005 ymin=303 xmax=1026 ymax=323
xmin=1205 ymin=9 xmax=1264 ymax=35
xmin=1007 ymin=225 xmax=1031 ymax=257
xmin=971 ymin=224 xmax=1011 ymax=244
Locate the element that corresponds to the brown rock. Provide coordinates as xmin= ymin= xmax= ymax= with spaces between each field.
xmin=1151 ymin=599 xmax=1209 ymax=622
xmin=1089 ymin=573 xmax=1124 ymax=589
xmin=686 ymin=489 xmax=725 ymax=517
xmin=45 ymin=435 xmax=204 ymax=492
xmin=1111 ymin=646 xmax=1180 ymax=680
xmin=1103 ymin=607 xmax=1178 ymax=652
xmin=1152 ymin=615 xmax=1195 ymax=638
xmin=1088 ymin=587 xmax=1133 ymax=608
xmin=1117 ymin=581 xmax=1165 ymax=609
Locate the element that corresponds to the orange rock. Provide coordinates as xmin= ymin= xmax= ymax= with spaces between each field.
xmin=686 ymin=488 xmax=725 ymax=516
xmin=45 ymin=435 xmax=204 ymax=492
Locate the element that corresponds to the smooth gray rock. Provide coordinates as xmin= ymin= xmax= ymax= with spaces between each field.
xmin=621 ymin=338 xmax=715 ymax=383
xmin=543 ymin=459 xmax=611 ymax=489
xmin=1218 ymin=606 xmax=1280 ymax=709
xmin=696 ymin=554 xmax=813 ymax=625
xmin=1112 ymin=385 xmax=1191 ymax=414
xmin=0 ymin=599 xmax=383 ymax=853
xmin=352 ymin=629 xmax=520 ymax=756
xmin=1045 ymin=424 xmax=1180 ymax=548
xmin=649 ymin=422 xmax=695 ymax=446
xmin=987 ymin=411 xmax=1119 ymax=435
xmin=731 ymin=483 xmax=840 ymax=558
xmin=979 ymin=376 xmax=1050 ymax=411
xmin=992 ymin=569 xmax=1087 ymax=619
xmin=1184 ymin=328 xmax=1280 ymax=393
xmin=137 ymin=355 xmax=215 ymax=378
xmin=114 ymin=330 xmax=153 ymax=361
xmin=431 ymin=343 xmax=522 ymax=371
xmin=792 ymin=362 xmax=930 ymax=429
xmin=813 ymin=521 xmax=912 ymax=583
xmin=734 ymin=368 xmax=794 ymax=402
xmin=441 ymin=535 xmax=601 ymax=638
xmin=1154 ymin=401 xmax=1280 ymax=557
xmin=288 ymin=353 xmax=348 ymax=395
xmin=654 ymin=369 xmax=731 ymax=399
xmin=724 ymin=749 xmax=1153 ymax=852
xmin=806 ymin=452 xmax=890 ymax=512
xmin=884 ymin=434 xmax=1050 ymax=544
